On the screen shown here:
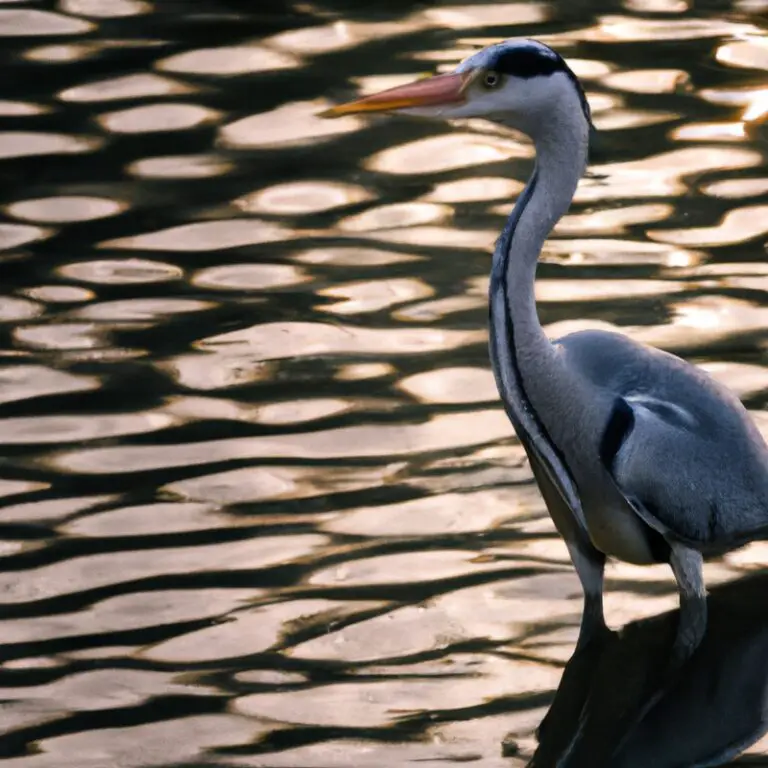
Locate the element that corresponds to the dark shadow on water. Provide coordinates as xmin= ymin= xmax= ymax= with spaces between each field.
xmin=527 ymin=573 xmax=768 ymax=767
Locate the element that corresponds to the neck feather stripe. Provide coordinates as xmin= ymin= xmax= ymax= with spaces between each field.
xmin=488 ymin=168 xmax=578 ymax=511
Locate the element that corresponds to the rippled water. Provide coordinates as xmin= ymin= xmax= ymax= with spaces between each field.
xmin=0 ymin=0 xmax=767 ymax=765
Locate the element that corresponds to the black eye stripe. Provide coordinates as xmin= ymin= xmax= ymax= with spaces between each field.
xmin=491 ymin=47 xmax=562 ymax=78
xmin=487 ymin=42 xmax=593 ymax=126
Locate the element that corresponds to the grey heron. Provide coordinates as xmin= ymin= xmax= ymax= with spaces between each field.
xmin=322 ymin=39 xmax=768 ymax=662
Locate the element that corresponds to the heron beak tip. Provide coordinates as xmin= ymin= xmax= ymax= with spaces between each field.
xmin=317 ymin=106 xmax=341 ymax=119
xmin=318 ymin=103 xmax=358 ymax=119
xmin=319 ymin=72 xmax=470 ymax=120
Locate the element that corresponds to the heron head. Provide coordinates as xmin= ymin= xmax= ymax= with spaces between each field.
xmin=321 ymin=39 xmax=592 ymax=139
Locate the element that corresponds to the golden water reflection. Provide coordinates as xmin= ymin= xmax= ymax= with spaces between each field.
xmin=157 ymin=45 xmax=299 ymax=75
xmin=236 ymin=181 xmax=372 ymax=215
xmin=7 ymin=196 xmax=125 ymax=223
xmin=101 ymin=219 xmax=288 ymax=251
xmin=1 ymin=3 xmax=767 ymax=767
xmin=98 ymin=103 xmax=221 ymax=134
xmin=219 ymin=100 xmax=362 ymax=148
xmin=0 ymin=9 xmax=93 ymax=36
xmin=0 ymin=131 xmax=98 ymax=159
xmin=59 ymin=73 xmax=194 ymax=103
xmin=127 ymin=153 xmax=234 ymax=178
xmin=367 ymin=132 xmax=531 ymax=174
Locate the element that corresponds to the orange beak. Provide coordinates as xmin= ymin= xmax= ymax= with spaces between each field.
xmin=319 ymin=71 xmax=475 ymax=118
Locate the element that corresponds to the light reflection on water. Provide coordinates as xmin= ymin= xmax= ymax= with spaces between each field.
xmin=0 ymin=1 xmax=766 ymax=766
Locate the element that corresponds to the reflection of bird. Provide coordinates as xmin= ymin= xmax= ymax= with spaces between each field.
xmin=322 ymin=39 xmax=768 ymax=661
xmin=527 ymin=572 xmax=768 ymax=767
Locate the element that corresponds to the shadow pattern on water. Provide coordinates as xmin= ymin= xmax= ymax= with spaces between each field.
xmin=529 ymin=573 xmax=768 ymax=767
xmin=0 ymin=0 xmax=766 ymax=765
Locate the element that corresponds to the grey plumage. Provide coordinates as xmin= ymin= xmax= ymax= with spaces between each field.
xmin=479 ymin=41 xmax=768 ymax=660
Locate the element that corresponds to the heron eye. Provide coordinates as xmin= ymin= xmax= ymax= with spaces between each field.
xmin=483 ymin=71 xmax=502 ymax=89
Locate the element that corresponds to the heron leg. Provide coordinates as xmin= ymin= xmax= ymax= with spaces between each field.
xmin=581 ymin=542 xmax=707 ymax=755
xmin=533 ymin=538 xmax=606 ymax=746
xmin=669 ymin=541 xmax=707 ymax=666
xmin=566 ymin=538 xmax=607 ymax=651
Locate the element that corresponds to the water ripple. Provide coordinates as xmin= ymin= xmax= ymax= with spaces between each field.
xmin=0 ymin=1 xmax=766 ymax=766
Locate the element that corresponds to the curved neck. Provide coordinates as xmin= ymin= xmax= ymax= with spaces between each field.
xmin=494 ymin=129 xmax=589 ymax=339
xmin=488 ymin=119 xmax=589 ymax=516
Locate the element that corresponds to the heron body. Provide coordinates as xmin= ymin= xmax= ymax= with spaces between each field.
xmin=322 ymin=39 xmax=768 ymax=659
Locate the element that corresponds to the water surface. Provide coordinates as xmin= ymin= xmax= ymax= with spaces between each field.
xmin=1 ymin=0 xmax=768 ymax=765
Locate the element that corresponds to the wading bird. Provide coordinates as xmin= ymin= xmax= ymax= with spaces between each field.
xmin=322 ymin=39 xmax=768 ymax=661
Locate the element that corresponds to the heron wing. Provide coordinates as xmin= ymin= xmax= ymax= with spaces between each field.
xmin=555 ymin=329 xmax=768 ymax=550
xmin=600 ymin=392 xmax=768 ymax=551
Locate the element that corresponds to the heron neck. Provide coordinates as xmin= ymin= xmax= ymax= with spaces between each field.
xmin=496 ymin=128 xmax=588 ymax=345
xmin=488 ymin=119 xmax=588 ymax=460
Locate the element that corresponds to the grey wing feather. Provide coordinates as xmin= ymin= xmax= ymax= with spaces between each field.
xmin=610 ymin=394 xmax=768 ymax=549
xmin=561 ymin=330 xmax=768 ymax=551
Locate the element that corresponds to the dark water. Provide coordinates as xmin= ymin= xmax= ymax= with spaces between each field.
xmin=0 ymin=0 xmax=767 ymax=765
